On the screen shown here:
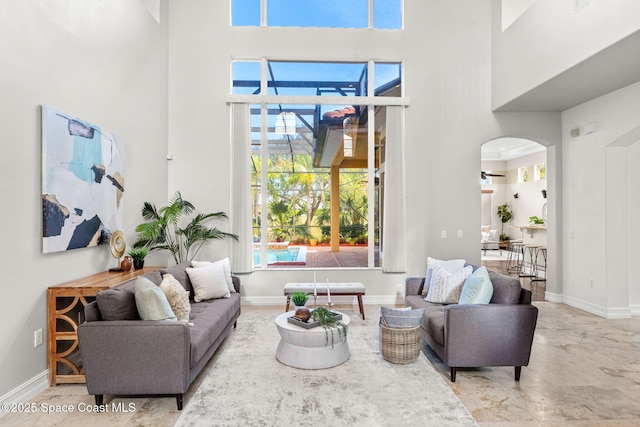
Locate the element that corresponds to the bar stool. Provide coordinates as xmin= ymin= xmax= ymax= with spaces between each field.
xmin=531 ymin=246 xmax=547 ymax=287
xmin=507 ymin=241 xmax=525 ymax=274
xmin=520 ymin=245 xmax=539 ymax=278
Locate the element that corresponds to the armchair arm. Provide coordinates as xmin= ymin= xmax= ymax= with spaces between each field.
xmin=443 ymin=304 xmax=538 ymax=368
xmin=405 ymin=276 xmax=425 ymax=296
xmin=78 ymin=320 xmax=191 ymax=395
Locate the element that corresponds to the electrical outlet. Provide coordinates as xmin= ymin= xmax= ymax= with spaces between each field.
xmin=590 ymin=279 xmax=595 ymax=288
xmin=34 ymin=329 xmax=43 ymax=348
xmin=457 ymin=229 xmax=463 ymax=238
xmin=441 ymin=230 xmax=447 ymax=238
xmin=397 ymin=283 xmax=403 ymax=292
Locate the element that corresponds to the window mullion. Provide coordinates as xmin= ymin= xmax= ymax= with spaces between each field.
xmin=260 ymin=104 xmax=268 ymax=268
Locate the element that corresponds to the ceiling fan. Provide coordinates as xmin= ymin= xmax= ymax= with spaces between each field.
xmin=481 ymin=171 xmax=505 ymax=180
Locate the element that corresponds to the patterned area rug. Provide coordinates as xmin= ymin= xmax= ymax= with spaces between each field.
xmin=176 ymin=312 xmax=478 ymax=427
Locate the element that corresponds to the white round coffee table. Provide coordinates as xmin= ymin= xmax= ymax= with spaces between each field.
xmin=275 ymin=310 xmax=351 ymax=369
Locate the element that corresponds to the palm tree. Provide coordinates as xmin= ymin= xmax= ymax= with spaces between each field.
xmin=134 ymin=191 xmax=238 ymax=264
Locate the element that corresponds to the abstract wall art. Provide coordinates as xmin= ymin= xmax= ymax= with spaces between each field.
xmin=42 ymin=105 xmax=125 ymax=253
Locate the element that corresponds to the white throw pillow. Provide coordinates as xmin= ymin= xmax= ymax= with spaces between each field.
xmin=425 ymin=264 xmax=473 ymax=304
xmin=192 ymin=258 xmax=235 ymax=293
xmin=187 ymin=262 xmax=231 ymax=302
xmin=160 ymin=274 xmax=191 ymax=322
xmin=422 ymin=257 xmax=466 ymax=296
xmin=134 ymin=276 xmax=178 ymax=321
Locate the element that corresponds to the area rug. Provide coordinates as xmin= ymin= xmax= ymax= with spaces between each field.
xmin=175 ymin=311 xmax=478 ymax=427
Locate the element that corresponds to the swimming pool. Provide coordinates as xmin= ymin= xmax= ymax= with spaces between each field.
xmin=253 ymin=245 xmax=307 ymax=266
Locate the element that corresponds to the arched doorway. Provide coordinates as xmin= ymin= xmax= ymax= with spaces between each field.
xmin=480 ymin=137 xmax=550 ymax=300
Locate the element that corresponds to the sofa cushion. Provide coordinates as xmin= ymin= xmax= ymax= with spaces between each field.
xmin=160 ymin=274 xmax=191 ymax=322
xmin=96 ymin=279 xmax=140 ymax=321
xmin=422 ymin=308 xmax=445 ymax=346
xmin=459 ymin=267 xmax=493 ymax=304
xmin=188 ymin=293 xmax=241 ymax=367
xmin=186 ymin=263 xmax=230 ymax=302
xmin=425 ymin=264 xmax=472 ymax=304
xmin=421 ymin=257 xmax=466 ymax=296
xmin=160 ymin=262 xmax=193 ymax=294
xmin=487 ymin=270 xmax=522 ymax=304
xmin=134 ymin=276 xmax=177 ymax=321
xmin=192 ymin=258 xmax=235 ymax=293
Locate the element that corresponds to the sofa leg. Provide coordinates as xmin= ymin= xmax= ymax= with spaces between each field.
xmin=450 ymin=367 xmax=457 ymax=382
xmin=234 ymin=321 xmax=237 ymax=328
xmin=515 ymin=366 xmax=522 ymax=381
xmin=176 ymin=394 xmax=183 ymax=410
xmin=95 ymin=394 xmax=104 ymax=406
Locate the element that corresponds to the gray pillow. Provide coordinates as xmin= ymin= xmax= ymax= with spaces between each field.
xmin=381 ymin=307 xmax=425 ymax=328
xmin=95 ymin=280 xmax=140 ymax=321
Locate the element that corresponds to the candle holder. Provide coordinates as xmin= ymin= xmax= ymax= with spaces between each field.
xmin=313 ymin=294 xmax=318 ymax=308
xmin=326 ymin=301 xmax=335 ymax=309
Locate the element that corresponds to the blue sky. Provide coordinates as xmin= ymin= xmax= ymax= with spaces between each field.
xmin=232 ymin=0 xmax=401 ymax=29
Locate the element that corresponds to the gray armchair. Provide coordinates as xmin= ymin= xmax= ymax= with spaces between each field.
xmin=404 ymin=267 xmax=538 ymax=382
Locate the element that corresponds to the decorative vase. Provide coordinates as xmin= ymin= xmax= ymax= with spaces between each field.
xmin=294 ymin=307 xmax=311 ymax=322
xmin=120 ymin=256 xmax=132 ymax=272
xmin=133 ymin=259 xmax=144 ymax=270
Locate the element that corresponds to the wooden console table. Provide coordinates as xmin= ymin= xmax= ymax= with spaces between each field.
xmin=47 ymin=267 xmax=159 ymax=386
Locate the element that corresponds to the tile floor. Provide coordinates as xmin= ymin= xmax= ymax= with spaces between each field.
xmin=3 ymin=301 xmax=639 ymax=426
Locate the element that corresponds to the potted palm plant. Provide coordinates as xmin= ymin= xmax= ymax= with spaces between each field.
xmin=134 ymin=191 xmax=238 ymax=264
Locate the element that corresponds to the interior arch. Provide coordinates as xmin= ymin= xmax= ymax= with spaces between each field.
xmin=480 ymin=137 xmax=552 ymax=300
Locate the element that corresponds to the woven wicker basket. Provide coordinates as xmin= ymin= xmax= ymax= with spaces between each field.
xmin=379 ymin=317 xmax=421 ymax=364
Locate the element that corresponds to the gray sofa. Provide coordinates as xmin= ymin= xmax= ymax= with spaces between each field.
xmin=78 ymin=262 xmax=241 ymax=410
xmin=404 ymin=266 xmax=538 ymax=382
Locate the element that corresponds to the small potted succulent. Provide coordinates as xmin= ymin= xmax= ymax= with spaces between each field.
xmin=290 ymin=291 xmax=310 ymax=308
xmin=128 ymin=246 xmax=148 ymax=270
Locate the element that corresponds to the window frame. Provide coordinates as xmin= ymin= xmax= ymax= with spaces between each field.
xmin=229 ymin=59 xmax=409 ymax=270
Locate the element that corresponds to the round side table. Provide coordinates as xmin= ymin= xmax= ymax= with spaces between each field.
xmin=275 ymin=311 xmax=351 ymax=369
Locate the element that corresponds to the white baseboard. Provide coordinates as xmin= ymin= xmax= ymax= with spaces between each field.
xmin=0 ymin=370 xmax=48 ymax=418
xmin=562 ymin=295 xmax=632 ymax=319
xmin=631 ymin=305 xmax=640 ymax=316
xmin=544 ymin=291 xmax=564 ymax=303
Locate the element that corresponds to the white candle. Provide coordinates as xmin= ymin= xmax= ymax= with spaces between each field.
xmin=326 ymin=278 xmax=331 ymax=303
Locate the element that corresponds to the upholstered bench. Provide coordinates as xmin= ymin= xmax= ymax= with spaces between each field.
xmin=284 ymin=282 xmax=366 ymax=319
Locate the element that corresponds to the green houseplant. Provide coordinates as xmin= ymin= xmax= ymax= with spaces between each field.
xmin=290 ymin=291 xmax=310 ymax=307
xmin=134 ymin=191 xmax=238 ymax=264
xmin=311 ymin=306 xmax=348 ymax=348
xmin=496 ymin=203 xmax=513 ymax=241
xmin=529 ymin=215 xmax=545 ymax=225
xmin=128 ymin=246 xmax=148 ymax=270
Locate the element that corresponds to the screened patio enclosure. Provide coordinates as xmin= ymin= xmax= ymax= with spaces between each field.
xmin=231 ymin=61 xmax=405 ymax=271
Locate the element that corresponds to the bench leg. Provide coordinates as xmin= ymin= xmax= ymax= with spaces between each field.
xmin=357 ymin=295 xmax=365 ymax=320
xmin=285 ymin=296 xmax=290 ymax=312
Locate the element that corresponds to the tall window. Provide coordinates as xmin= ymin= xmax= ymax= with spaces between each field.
xmin=231 ymin=60 xmax=405 ymax=270
xmin=231 ymin=0 xmax=403 ymax=29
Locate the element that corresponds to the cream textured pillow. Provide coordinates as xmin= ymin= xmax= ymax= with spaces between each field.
xmin=422 ymin=257 xmax=466 ymax=296
xmin=192 ymin=258 xmax=235 ymax=293
xmin=134 ymin=276 xmax=177 ymax=321
xmin=160 ymin=274 xmax=191 ymax=322
xmin=186 ymin=262 xmax=230 ymax=302
xmin=425 ymin=264 xmax=473 ymax=304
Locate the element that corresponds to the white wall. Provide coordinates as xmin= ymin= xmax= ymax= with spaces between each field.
xmin=0 ymin=0 xmax=168 ymax=399
xmin=493 ymin=0 xmax=640 ymax=108
xmin=562 ymin=81 xmax=640 ymax=318
xmin=166 ymin=0 xmax=562 ymax=304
